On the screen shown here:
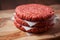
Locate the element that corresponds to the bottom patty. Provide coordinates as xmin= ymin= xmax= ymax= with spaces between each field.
xmin=14 ymin=21 xmax=54 ymax=33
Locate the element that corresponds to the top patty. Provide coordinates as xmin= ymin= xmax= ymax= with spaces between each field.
xmin=15 ymin=4 xmax=54 ymax=21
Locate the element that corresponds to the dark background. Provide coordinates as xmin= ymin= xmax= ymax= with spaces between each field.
xmin=0 ymin=0 xmax=60 ymax=10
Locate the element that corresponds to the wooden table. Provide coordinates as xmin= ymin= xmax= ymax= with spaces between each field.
xmin=0 ymin=5 xmax=60 ymax=40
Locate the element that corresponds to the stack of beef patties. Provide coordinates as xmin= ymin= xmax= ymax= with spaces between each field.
xmin=14 ymin=4 xmax=54 ymax=33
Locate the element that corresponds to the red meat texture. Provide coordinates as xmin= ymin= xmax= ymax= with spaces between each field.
xmin=14 ymin=20 xmax=54 ymax=33
xmin=15 ymin=4 xmax=54 ymax=21
xmin=14 ymin=4 xmax=54 ymax=33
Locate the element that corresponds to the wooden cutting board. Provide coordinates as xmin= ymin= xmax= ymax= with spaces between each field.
xmin=0 ymin=8 xmax=60 ymax=40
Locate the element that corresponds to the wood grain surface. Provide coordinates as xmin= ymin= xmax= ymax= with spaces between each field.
xmin=0 ymin=5 xmax=60 ymax=40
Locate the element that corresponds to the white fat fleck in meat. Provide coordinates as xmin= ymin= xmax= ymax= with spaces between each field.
xmin=22 ymin=26 xmax=32 ymax=31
